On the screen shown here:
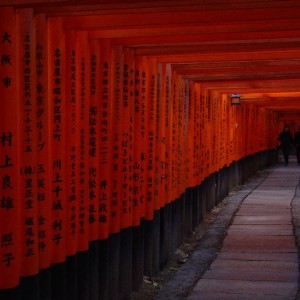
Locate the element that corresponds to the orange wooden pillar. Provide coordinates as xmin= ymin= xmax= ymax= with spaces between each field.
xmin=0 ymin=7 xmax=19 ymax=293
xmin=88 ymin=38 xmax=101 ymax=300
xmin=89 ymin=40 xmax=113 ymax=299
xmin=47 ymin=16 xmax=67 ymax=298
xmin=131 ymin=54 xmax=147 ymax=290
xmin=142 ymin=57 xmax=157 ymax=276
xmin=177 ymin=76 xmax=185 ymax=199
xmin=204 ymin=90 xmax=212 ymax=181
xmin=177 ymin=76 xmax=186 ymax=240
xmin=16 ymin=8 xmax=40 ymax=299
xmin=186 ymin=81 xmax=195 ymax=190
xmin=227 ymin=97 xmax=235 ymax=165
xmin=123 ymin=47 xmax=135 ymax=298
xmin=158 ymin=62 xmax=172 ymax=267
xmin=110 ymin=44 xmax=123 ymax=236
xmin=155 ymin=62 xmax=164 ymax=211
xmin=35 ymin=14 xmax=51 ymax=281
xmin=75 ymin=31 xmax=90 ymax=253
xmin=120 ymin=47 xmax=134 ymax=231
xmin=169 ymin=70 xmax=178 ymax=250
xmin=170 ymin=70 xmax=179 ymax=204
xmin=63 ymin=28 xmax=82 ymax=300
xmin=154 ymin=61 xmax=165 ymax=272
xmin=75 ymin=30 xmax=91 ymax=298
xmin=195 ymin=84 xmax=202 ymax=185
xmin=145 ymin=58 xmax=157 ymax=222
xmin=106 ymin=43 xmax=124 ymax=298
xmin=98 ymin=39 xmax=112 ymax=241
xmin=132 ymin=55 xmax=143 ymax=229
xmin=187 ymin=81 xmax=196 ymax=229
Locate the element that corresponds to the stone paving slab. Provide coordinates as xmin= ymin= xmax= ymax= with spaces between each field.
xmin=191 ymin=279 xmax=298 ymax=296
xmin=209 ymin=259 xmax=298 ymax=272
xmin=232 ymin=215 xmax=292 ymax=224
xmin=241 ymin=199 xmax=292 ymax=207
xmin=227 ymin=224 xmax=293 ymax=231
xmin=246 ymin=189 xmax=295 ymax=196
xmin=217 ymin=252 xmax=298 ymax=262
xmin=203 ymin=269 xmax=298 ymax=282
xmin=188 ymin=292 xmax=295 ymax=300
xmin=237 ymin=205 xmax=291 ymax=213
xmin=222 ymin=235 xmax=295 ymax=245
xmin=221 ymin=244 xmax=297 ymax=253
xmin=259 ymin=181 xmax=299 ymax=187
xmin=227 ymin=228 xmax=293 ymax=236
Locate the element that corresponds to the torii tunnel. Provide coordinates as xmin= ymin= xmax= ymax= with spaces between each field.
xmin=0 ymin=0 xmax=300 ymax=299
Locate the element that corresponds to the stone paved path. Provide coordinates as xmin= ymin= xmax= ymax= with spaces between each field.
xmin=155 ymin=159 xmax=300 ymax=299
xmin=188 ymin=161 xmax=300 ymax=299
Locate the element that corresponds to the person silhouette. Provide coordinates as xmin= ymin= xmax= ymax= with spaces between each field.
xmin=278 ymin=125 xmax=293 ymax=166
xmin=294 ymin=126 xmax=300 ymax=165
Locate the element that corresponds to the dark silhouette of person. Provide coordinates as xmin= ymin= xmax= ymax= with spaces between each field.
xmin=278 ymin=125 xmax=293 ymax=166
xmin=294 ymin=126 xmax=300 ymax=165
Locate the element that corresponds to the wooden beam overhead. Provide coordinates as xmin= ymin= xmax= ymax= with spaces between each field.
xmin=0 ymin=0 xmax=299 ymax=117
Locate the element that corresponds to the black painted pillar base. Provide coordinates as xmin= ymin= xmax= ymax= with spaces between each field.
xmin=152 ymin=210 xmax=160 ymax=275
xmin=144 ymin=218 xmax=153 ymax=277
xmin=98 ymin=239 xmax=109 ymax=300
xmin=66 ymin=254 xmax=77 ymax=300
xmin=51 ymin=262 xmax=66 ymax=300
xmin=77 ymin=250 xmax=89 ymax=300
xmin=108 ymin=233 xmax=120 ymax=300
xmin=40 ymin=268 xmax=51 ymax=300
xmin=119 ymin=227 xmax=132 ymax=300
xmin=159 ymin=204 xmax=171 ymax=270
xmin=0 ymin=286 xmax=20 ymax=300
xmin=89 ymin=241 xmax=99 ymax=300
xmin=132 ymin=222 xmax=144 ymax=291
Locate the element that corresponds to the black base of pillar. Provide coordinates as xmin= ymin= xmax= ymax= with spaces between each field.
xmin=98 ymin=239 xmax=109 ymax=300
xmin=108 ymin=233 xmax=120 ymax=300
xmin=89 ymin=241 xmax=99 ymax=300
xmin=77 ymin=250 xmax=89 ymax=300
xmin=132 ymin=221 xmax=144 ymax=291
xmin=51 ymin=262 xmax=66 ymax=300
xmin=66 ymin=254 xmax=77 ymax=300
xmin=119 ymin=227 xmax=132 ymax=300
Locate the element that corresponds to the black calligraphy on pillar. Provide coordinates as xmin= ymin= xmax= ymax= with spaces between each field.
xmin=79 ymin=57 xmax=86 ymax=236
xmin=0 ymin=27 xmax=16 ymax=270
xmin=132 ymin=69 xmax=141 ymax=209
xmin=89 ymin=56 xmax=97 ymax=226
xmin=36 ymin=43 xmax=46 ymax=152
xmin=99 ymin=60 xmax=109 ymax=225
xmin=24 ymin=34 xmax=33 ymax=153
xmin=122 ymin=64 xmax=130 ymax=215
xmin=89 ymin=105 xmax=97 ymax=225
xmin=21 ymin=32 xmax=37 ymax=260
xmin=68 ymin=50 xmax=77 ymax=238
xmin=111 ymin=61 xmax=121 ymax=221
xmin=0 ymin=132 xmax=15 ymax=266
xmin=69 ymin=146 xmax=76 ymax=236
xmin=1 ymin=32 xmax=13 ymax=89
xmin=51 ymin=159 xmax=63 ymax=244
xmin=100 ymin=61 xmax=109 ymax=165
xmin=36 ymin=42 xmax=48 ymax=253
xmin=53 ymin=49 xmax=62 ymax=141
xmin=90 ymin=55 xmax=96 ymax=96
xmin=146 ymin=74 xmax=156 ymax=203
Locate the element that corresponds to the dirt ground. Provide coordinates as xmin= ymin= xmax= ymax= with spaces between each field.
xmin=131 ymin=201 xmax=226 ymax=300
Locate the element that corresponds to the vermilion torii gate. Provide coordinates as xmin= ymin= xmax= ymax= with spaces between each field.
xmin=0 ymin=1 xmax=299 ymax=299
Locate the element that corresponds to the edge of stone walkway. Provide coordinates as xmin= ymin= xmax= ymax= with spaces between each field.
xmin=292 ymin=181 xmax=300 ymax=299
xmin=155 ymin=170 xmax=271 ymax=300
